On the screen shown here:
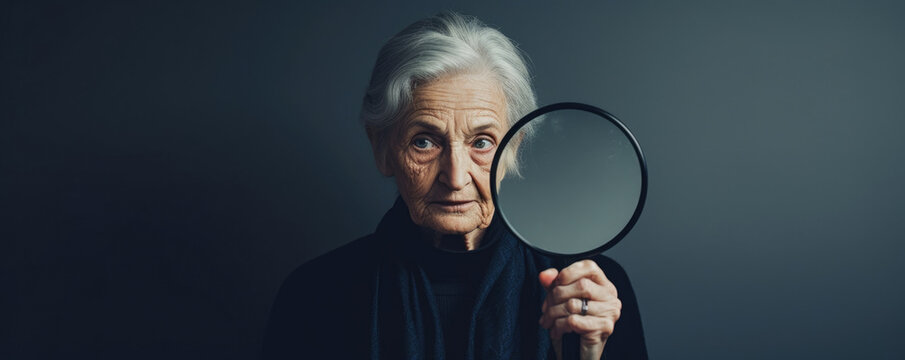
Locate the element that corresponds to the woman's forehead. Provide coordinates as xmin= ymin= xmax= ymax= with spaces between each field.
xmin=410 ymin=73 xmax=506 ymax=115
xmin=399 ymin=73 xmax=507 ymax=132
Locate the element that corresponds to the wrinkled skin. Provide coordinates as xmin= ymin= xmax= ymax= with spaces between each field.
xmin=376 ymin=71 xmax=506 ymax=251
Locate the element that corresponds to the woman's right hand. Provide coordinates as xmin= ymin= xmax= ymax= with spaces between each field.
xmin=538 ymin=260 xmax=622 ymax=360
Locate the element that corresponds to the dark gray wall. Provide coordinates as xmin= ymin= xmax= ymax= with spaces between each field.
xmin=3 ymin=0 xmax=904 ymax=358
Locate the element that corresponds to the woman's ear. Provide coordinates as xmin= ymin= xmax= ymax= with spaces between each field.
xmin=366 ymin=126 xmax=394 ymax=177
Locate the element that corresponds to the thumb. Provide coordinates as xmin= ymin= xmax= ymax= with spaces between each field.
xmin=538 ymin=268 xmax=559 ymax=290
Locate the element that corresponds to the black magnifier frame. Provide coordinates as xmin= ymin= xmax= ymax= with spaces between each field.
xmin=490 ymin=102 xmax=649 ymax=259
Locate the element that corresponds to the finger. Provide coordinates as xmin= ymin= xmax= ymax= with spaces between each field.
xmin=542 ymin=298 xmax=580 ymax=326
xmin=567 ymin=314 xmax=616 ymax=341
xmin=550 ymin=316 xmax=573 ymax=340
xmin=539 ymin=268 xmax=558 ymax=315
xmin=538 ymin=268 xmax=558 ymax=290
xmin=541 ymin=298 xmax=577 ymax=329
xmin=548 ymin=277 xmax=611 ymax=306
xmin=540 ymin=298 xmax=622 ymax=328
xmin=548 ymin=315 xmax=618 ymax=345
xmin=555 ymin=259 xmax=611 ymax=287
xmin=540 ymin=299 xmax=597 ymax=327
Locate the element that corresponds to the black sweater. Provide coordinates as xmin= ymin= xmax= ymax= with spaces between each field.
xmin=421 ymin=241 xmax=493 ymax=359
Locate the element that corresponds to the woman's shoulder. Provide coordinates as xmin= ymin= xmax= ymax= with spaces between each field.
xmin=280 ymin=233 xmax=384 ymax=291
xmin=263 ymin=234 xmax=383 ymax=358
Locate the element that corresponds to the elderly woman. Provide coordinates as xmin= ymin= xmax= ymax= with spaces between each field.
xmin=263 ymin=12 xmax=647 ymax=359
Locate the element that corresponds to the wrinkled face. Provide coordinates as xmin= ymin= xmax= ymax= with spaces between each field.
xmin=386 ymin=72 xmax=507 ymax=235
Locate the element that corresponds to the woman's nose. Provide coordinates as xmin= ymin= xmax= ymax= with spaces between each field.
xmin=438 ymin=144 xmax=472 ymax=190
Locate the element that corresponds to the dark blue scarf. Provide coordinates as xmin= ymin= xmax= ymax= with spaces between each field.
xmin=369 ymin=197 xmax=556 ymax=359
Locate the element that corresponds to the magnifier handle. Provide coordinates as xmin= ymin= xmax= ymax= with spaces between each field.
xmin=561 ymin=332 xmax=581 ymax=359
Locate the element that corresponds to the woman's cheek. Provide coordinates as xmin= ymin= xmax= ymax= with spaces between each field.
xmin=471 ymin=150 xmax=494 ymax=169
xmin=402 ymin=152 xmax=437 ymax=196
xmin=479 ymin=204 xmax=494 ymax=229
xmin=407 ymin=146 xmax=437 ymax=165
xmin=470 ymin=154 xmax=495 ymax=229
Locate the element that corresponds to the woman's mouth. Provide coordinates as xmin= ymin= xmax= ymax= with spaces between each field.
xmin=431 ymin=200 xmax=476 ymax=212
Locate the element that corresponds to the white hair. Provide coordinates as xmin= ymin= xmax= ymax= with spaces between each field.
xmin=360 ymin=11 xmax=536 ymax=177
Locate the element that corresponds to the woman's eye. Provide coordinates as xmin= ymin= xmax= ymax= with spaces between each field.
xmin=473 ymin=138 xmax=494 ymax=150
xmin=413 ymin=138 xmax=435 ymax=150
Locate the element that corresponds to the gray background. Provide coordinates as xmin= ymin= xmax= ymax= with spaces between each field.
xmin=3 ymin=0 xmax=904 ymax=359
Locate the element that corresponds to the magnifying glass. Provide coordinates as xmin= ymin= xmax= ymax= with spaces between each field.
xmin=489 ymin=102 xmax=648 ymax=359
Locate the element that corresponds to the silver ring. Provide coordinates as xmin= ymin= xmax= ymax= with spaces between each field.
xmin=580 ymin=298 xmax=588 ymax=316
